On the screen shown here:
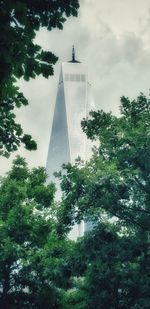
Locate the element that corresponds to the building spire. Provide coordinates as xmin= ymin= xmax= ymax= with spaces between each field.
xmin=72 ymin=45 xmax=75 ymax=62
xmin=68 ymin=45 xmax=80 ymax=63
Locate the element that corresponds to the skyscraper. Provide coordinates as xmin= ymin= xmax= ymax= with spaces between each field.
xmin=46 ymin=48 xmax=93 ymax=239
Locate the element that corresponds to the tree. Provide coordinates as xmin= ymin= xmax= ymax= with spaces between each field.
xmin=59 ymin=93 xmax=150 ymax=232
xmin=63 ymin=224 xmax=150 ymax=309
xmin=0 ymin=0 xmax=79 ymax=157
xmin=58 ymin=93 xmax=150 ymax=308
xmin=0 ymin=156 xmax=73 ymax=308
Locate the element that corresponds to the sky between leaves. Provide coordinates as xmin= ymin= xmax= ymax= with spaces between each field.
xmin=1 ymin=0 xmax=150 ymax=175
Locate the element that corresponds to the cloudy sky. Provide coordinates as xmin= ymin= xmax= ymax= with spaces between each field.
xmin=1 ymin=0 xmax=150 ymax=175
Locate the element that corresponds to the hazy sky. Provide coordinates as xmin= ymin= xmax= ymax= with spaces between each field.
xmin=1 ymin=0 xmax=150 ymax=175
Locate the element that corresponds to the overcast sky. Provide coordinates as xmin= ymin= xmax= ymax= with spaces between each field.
xmin=1 ymin=0 xmax=150 ymax=175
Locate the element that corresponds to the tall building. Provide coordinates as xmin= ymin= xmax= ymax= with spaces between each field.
xmin=46 ymin=48 xmax=93 ymax=239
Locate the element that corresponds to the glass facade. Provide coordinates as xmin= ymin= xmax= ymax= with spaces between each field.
xmin=46 ymin=62 xmax=88 ymax=179
xmin=46 ymin=61 xmax=93 ymax=239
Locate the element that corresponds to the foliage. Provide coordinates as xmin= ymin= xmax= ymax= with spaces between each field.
xmin=59 ymin=93 xmax=150 ymax=231
xmin=1 ymin=91 xmax=150 ymax=308
xmin=62 ymin=223 xmax=150 ymax=309
xmin=0 ymin=156 xmax=73 ymax=308
xmin=0 ymin=0 xmax=79 ymax=156
xmin=58 ymin=93 xmax=150 ymax=308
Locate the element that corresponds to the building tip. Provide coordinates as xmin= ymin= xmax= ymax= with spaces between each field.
xmin=68 ymin=45 xmax=81 ymax=63
xmin=72 ymin=45 xmax=75 ymax=61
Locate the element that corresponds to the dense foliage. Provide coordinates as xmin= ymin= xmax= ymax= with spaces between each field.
xmin=0 ymin=156 xmax=73 ymax=308
xmin=58 ymin=93 xmax=150 ymax=308
xmin=0 ymin=0 xmax=79 ymax=156
xmin=1 ymin=88 xmax=150 ymax=308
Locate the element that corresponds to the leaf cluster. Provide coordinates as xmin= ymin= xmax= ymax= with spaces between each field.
xmin=58 ymin=93 xmax=150 ymax=308
xmin=0 ymin=156 xmax=73 ymax=308
xmin=59 ymin=93 xmax=150 ymax=232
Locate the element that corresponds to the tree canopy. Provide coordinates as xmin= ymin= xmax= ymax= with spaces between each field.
xmin=0 ymin=0 xmax=79 ymax=157
xmin=58 ymin=93 xmax=150 ymax=308
xmin=59 ymin=93 xmax=150 ymax=232
xmin=1 ymin=93 xmax=150 ymax=308
xmin=0 ymin=156 xmax=74 ymax=308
